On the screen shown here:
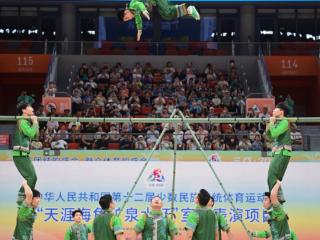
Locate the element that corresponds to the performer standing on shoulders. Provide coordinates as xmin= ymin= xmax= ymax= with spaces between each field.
xmin=13 ymin=103 xmax=39 ymax=204
xmin=266 ymin=103 xmax=292 ymax=204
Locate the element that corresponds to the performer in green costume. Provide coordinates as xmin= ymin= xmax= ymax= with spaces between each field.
xmin=266 ymin=103 xmax=292 ymax=203
xmin=207 ymin=197 xmax=234 ymax=240
xmin=13 ymin=103 xmax=39 ymax=204
xmin=133 ymin=196 xmax=178 ymax=240
xmin=250 ymin=180 xmax=298 ymax=240
xmin=118 ymin=0 xmax=200 ymax=41
xmin=64 ymin=209 xmax=92 ymax=240
xmin=93 ymin=194 xmax=124 ymax=240
xmin=13 ymin=180 xmax=41 ymax=240
xmin=185 ymin=189 xmax=218 ymax=240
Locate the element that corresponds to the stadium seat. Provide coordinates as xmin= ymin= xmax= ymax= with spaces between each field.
xmin=141 ymin=106 xmax=153 ymax=115
xmin=107 ymin=142 xmax=120 ymax=150
xmin=68 ymin=143 xmax=80 ymax=149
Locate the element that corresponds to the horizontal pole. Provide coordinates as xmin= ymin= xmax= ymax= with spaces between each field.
xmin=0 ymin=116 xmax=320 ymax=123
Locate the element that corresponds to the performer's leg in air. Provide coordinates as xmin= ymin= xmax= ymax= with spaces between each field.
xmin=118 ymin=0 xmax=200 ymax=41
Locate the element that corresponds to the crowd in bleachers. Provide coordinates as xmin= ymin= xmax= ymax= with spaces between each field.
xmin=29 ymin=60 xmax=301 ymax=150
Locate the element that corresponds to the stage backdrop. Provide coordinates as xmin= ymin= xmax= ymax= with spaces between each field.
xmin=0 ymin=151 xmax=319 ymax=239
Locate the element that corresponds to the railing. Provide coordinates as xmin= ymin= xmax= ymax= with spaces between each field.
xmin=3 ymin=131 xmax=307 ymax=150
xmin=0 ymin=123 xmax=312 ymax=150
xmin=1 ymin=40 xmax=320 ymax=56
xmin=2 ymin=116 xmax=320 ymax=123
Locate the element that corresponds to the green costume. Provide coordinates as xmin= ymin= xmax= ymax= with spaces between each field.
xmin=134 ymin=210 xmax=178 ymax=240
xmin=215 ymin=213 xmax=230 ymax=240
xmin=13 ymin=201 xmax=37 ymax=240
xmin=185 ymin=206 xmax=217 ymax=240
xmin=266 ymin=119 xmax=292 ymax=202
xmin=13 ymin=119 xmax=39 ymax=204
xmin=64 ymin=223 xmax=92 ymax=240
xmin=128 ymin=0 xmax=199 ymax=30
xmin=93 ymin=209 xmax=123 ymax=240
xmin=252 ymin=203 xmax=297 ymax=240
xmin=253 ymin=230 xmax=298 ymax=240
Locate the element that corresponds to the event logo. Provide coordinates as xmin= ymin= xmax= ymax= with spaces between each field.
xmin=45 ymin=102 xmax=57 ymax=113
xmin=209 ymin=152 xmax=221 ymax=162
xmin=146 ymin=168 xmax=166 ymax=188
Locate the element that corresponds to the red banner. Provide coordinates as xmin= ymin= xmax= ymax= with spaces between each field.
xmin=246 ymin=98 xmax=275 ymax=116
xmin=0 ymin=54 xmax=50 ymax=73
xmin=42 ymin=97 xmax=72 ymax=115
xmin=265 ymin=56 xmax=318 ymax=76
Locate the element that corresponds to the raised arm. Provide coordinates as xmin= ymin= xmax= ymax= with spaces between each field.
xmin=22 ymin=180 xmax=33 ymax=205
xmin=266 ymin=119 xmax=289 ymax=139
xmin=270 ymin=180 xmax=281 ymax=205
xmin=270 ymin=180 xmax=288 ymax=222
xmin=19 ymin=118 xmax=39 ymax=139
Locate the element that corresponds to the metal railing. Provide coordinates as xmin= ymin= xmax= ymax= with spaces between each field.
xmin=1 ymin=116 xmax=320 ymax=123
xmin=1 ymin=40 xmax=320 ymax=56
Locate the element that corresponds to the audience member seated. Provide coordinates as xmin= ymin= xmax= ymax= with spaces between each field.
xmin=291 ymin=124 xmax=303 ymax=145
xmin=31 ymin=60 xmax=282 ymax=151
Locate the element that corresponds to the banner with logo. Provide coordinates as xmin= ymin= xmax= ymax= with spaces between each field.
xmin=0 ymin=161 xmax=319 ymax=239
xmin=42 ymin=97 xmax=72 ymax=115
xmin=2 ymin=150 xmax=319 ymax=162
xmin=246 ymin=98 xmax=275 ymax=116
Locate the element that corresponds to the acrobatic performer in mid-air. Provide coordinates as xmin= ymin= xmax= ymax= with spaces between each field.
xmin=118 ymin=0 xmax=200 ymax=41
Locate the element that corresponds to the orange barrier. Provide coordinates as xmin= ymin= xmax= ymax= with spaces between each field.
xmin=42 ymin=97 xmax=72 ymax=115
xmin=246 ymin=98 xmax=275 ymax=115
